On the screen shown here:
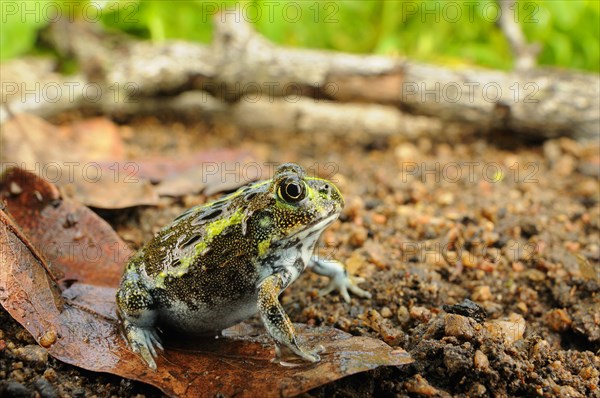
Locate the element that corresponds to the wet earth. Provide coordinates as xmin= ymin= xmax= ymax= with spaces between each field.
xmin=1 ymin=111 xmax=599 ymax=397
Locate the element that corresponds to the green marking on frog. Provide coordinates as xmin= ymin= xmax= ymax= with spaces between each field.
xmin=155 ymin=208 xmax=245 ymax=288
xmin=258 ymin=239 xmax=271 ymax=257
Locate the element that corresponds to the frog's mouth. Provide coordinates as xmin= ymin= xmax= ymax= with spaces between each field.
xmin=292 ymin=213 xmax=339 ymax=240
xmin=272 ymin=213 xmax=339 ymax=254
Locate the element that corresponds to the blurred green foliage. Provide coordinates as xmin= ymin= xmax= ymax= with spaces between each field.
xmin=0 ymin=1 xmax=48 ymax=60
xmin=1 ymin=0 xmax=598 ymax=72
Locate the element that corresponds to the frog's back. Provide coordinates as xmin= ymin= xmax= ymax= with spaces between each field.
xmin=144 ymin=203 xmax=237 ymax=271
xmin=142 ymin=181 xmax=271 ymax=276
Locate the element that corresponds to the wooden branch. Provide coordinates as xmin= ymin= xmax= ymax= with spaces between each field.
xmin=3 ymin=13 xmax=598 ymax=141
xmin=101 ymin=93 xmax=463 ymax=140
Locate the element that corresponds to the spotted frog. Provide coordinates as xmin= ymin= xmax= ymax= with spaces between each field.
xmin=116 ymin=163 xmax=370 ymax=369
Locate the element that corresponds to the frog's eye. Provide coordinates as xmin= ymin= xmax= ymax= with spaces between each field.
xmin=278 ymin=178 xmax=307 ymax=203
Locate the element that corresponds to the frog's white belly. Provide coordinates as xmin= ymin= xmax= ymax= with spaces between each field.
xmin=157 ymin=294 xmax=258 ymax=334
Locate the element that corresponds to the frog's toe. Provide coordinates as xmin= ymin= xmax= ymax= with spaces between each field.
xmin=149 ymin=329 xmax=163 ymax=351
xmin=318 ymin=283 xmax=337 ymax=298
xmin=125 ymin=325 xmax=163 ymax=370
xmin=320 ymin=282 xmax=351 ymax=303
xmin=273 ymin=343 xmax=323 ymax=366
xmin=347 ymin=282 xmax=372 ymax=299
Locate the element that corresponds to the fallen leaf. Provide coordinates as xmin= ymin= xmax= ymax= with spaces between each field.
xmin=0 ymin=167 xmax=130 ymax=286
xmin=1 ymin=114 xmax=124 ymax=166
xmin=1 ymin=114 xmax=158 ymax=209
xmin=138 ymin=149 xmax=256 ymax=197
xmin=58 ymin=173 xmax=160 ymax=210
xmin=1 ymin=114 xmax=255 ymax=208
xmin=0 ymin=168 xmax=412 ymax=397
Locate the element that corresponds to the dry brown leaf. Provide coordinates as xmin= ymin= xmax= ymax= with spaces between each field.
xmin=0 ymin=168 xmax=412 ymax=397
xmin=1 ymin=114 xmax=158 ymax=209
xmin=1 ymin=115 xmax=255 ymax=208
xmin=0 ymin=167 xmax=130 ymax=286
xmin=1 ymin=114 xmax=124 ymax=165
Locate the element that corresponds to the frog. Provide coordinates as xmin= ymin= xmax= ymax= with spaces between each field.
xmin=116 ymin=163 xmax=371 ymax=369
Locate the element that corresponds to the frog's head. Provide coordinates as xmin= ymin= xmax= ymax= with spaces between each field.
xmin=249 ymin=163 xmax=344 ymax=250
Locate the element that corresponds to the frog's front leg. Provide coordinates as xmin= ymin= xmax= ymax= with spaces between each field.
xmin=308 ymin=256 xmax=371 ymax=302
xmin=258 ymin=273 xmax=321 ymax=364
xmin=116 ymin=270 xmax=163 ymax=370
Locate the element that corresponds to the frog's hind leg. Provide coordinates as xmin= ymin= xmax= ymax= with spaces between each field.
xmin=258 ymin=273 xmax=321 ymax=365
xmin=116 ymin=269 xmax=163 ymax=370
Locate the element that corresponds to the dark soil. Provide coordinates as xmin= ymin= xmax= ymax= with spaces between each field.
xmin=1 ymin=112 xmax=599 ymax=397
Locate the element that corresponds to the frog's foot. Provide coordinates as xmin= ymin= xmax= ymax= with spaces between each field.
xmin=309 ymin=257 xmax=372 ymax=303
xmin=116 ymin=266 xmax=162 ymax=369
xmin=319 ymin=273 xmax=372 ymax=303
xmin=259 ymin=273 xmax=323 ymax=366
xmin=123 ymin=322 xmax=163 ymax=370
xmin=272 ymin=343 xmax=324 ymax=367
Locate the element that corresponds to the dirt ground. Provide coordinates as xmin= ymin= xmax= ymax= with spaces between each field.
xmin=1 ymin=111 xmax=599 ymax=397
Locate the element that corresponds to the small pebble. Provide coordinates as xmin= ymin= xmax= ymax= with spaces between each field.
xmin=336 ymin=317 xmax=352 ymax=331
xmin=409 ymin=306 xmax=432 ymax=323
xmin=576 ymin=179 xmax=599 ymax=196
xmin=394 ymin=142 xmax=420 ymax=161
xmin=345 ymin=251 xmax=367 ymax=275
xmin=371 ymin=213 xmax=387 ymax=225
xmin=524 ymin=269 xmax=546 ymax=282
xmin=10 ymin=369 xmax=26 ymax=383
xmin=14 ymin=344 xmax=48 ymax=366
xmin=437 ymin=192 xmax=454 ymax=206
xmin=34 ymin=377 xmax=59 ymax=398
xmin=516 ymin=302 xmax=528 ymax=314
xmin=348 ymin=226 xmax=368 ymax=247
xmin=473 ymin=350 xmax=489 ymax=371
xmin=512 ymin=262 xmax=525 ymax=272
xmin=543 ymin=140 xmax=562 ymax=163
xmin=485 ymin=313 xmax=526 ymax=345
xmin=380 ymin=307 xmax=393 ymax=318
xmin=545 ymin=308 xmax=572 ymax=332
xmin=397 ymin=306 xmax=410 ymax=325
xmin=43 ymin=368 xmax=58 ymax=383
xmin=468 ymin=383 xmax=487 ymax=397
xmin=444 ymin=314 xmax=476 ymax=339
xmin=345 ymin=197 xmax=364 ymax=221
xmin=554 ymin=155 xmax=576 ymax=176
xmin=403 ymin=374 xmax=441 ymax=396
xmin=0 ymin=381 xmax=32 ymax=398
xmin=472 ymin=286 xmax=492 ymax=302
xmin=532 ymin=340 xmax=551 ymax=356
xmin=559 ymin=137 xmax=581 ymax=156
xmin=461 ymin=251 xmax=476 ymax=268
xmin=564 ymin=241 xmax=581 ymax=252
xmin=579 ymin=366 xmax=599 ymax=380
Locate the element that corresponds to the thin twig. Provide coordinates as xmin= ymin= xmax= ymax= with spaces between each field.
xmin=498 ymin=0 xmax=540 ymax=70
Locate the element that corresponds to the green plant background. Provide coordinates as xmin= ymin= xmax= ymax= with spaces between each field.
xmin=1 ymin=0 xmax=598 ymax=72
